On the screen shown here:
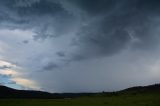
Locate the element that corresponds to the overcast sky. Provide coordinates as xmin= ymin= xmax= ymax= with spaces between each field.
xmin=0 ymin=0 xmax=160 ymax=93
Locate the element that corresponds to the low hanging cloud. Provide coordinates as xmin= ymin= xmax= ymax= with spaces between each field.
xmin=69 ymin=0 xmax=160 ymax=60
xmin=1 ymin=0 xmax=160 ymax=61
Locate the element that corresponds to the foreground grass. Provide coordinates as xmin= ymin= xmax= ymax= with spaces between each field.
xmin=0 ymin=91 xmax=160 ymax=106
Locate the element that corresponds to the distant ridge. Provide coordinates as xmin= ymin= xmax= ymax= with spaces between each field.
xmin=0 ymin=85 xmax=93 ymax=99
xmin=0 ymin=85 xmax=53 ymax=99
xmin=123 ymin=84 xmax=160 ymax=91
xmin=0 ymin=84 xmax=160 ymax=99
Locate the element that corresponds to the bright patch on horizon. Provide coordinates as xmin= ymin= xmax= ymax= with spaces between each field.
xmin=0 ymin=60 xmax=40 ymax=90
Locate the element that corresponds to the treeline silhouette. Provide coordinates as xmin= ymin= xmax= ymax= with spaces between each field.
xmin=0 ymin=85 xmax=95 ymax=99
xmin=123 ymin=83 xmax=160 ymax=91
xmin=0 ymin=84 xmax=160 ymax=99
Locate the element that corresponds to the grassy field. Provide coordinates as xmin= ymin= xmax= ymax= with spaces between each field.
xmin=0 ymin=91 xmax=160 ymax=106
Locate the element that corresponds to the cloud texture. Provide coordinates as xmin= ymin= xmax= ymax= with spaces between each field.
xmin=0 ymin=0 xmax=160 ymax=92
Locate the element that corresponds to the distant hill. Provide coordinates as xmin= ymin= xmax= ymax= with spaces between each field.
xmin=0 ymin=84 xmax=160 ymax=99
xmin=0 ymin=85 xmax=54 ymax=99
xmin=0 ymin=85 xmax=93 ymax=99
xmin=123 ymin=84 xmax=160 ymax=91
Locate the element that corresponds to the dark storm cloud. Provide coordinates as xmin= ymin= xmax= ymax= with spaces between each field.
xmin=67 ymin=0 xmax=120 ymax=15
xmin=1 ymin=0 xmax=160 ymax=62
xmin=68 ymin=0 xmax=160 ymax=60
xmin=0 ymin=0 xmax=77 ymax=40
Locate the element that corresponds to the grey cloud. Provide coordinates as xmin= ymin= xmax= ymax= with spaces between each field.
xmin=22 ymin=40 xmax=29 ymax=44
xmin=0 ymin=65 xmax=12 ymax=70
xmin=14 ymin=0 xmax=63 ymax=16
xmin=66 ymin=0 xmax=121 ymax=15
xmin=1 ymin=0 xmax=160 ymax=67
xmin=43 ymin=62 xmax=59 ymax=71
xmin=14 ymin=0 xmax=40 ymax=7
xmin=56 ymin=51 xmax=65 ymax=57
xmin=68 ymin=0 xmax=160 ymax=61
xmin=0 ymin=0 xmax=78 ymax=40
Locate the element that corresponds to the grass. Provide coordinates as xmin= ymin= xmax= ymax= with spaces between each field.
xmin=0 ymin=91 xmax=160 ymax=106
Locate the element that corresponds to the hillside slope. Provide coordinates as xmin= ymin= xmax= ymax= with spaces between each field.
xmin=0 ymin=84 xmax=160 ymax=99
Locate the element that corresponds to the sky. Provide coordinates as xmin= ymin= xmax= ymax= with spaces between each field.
xmin=0 ymin=0 xmax=160 ymax=93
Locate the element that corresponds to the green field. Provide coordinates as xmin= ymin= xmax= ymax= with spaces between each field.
xmin=0 ymin=91 xmax=160 ymax=106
